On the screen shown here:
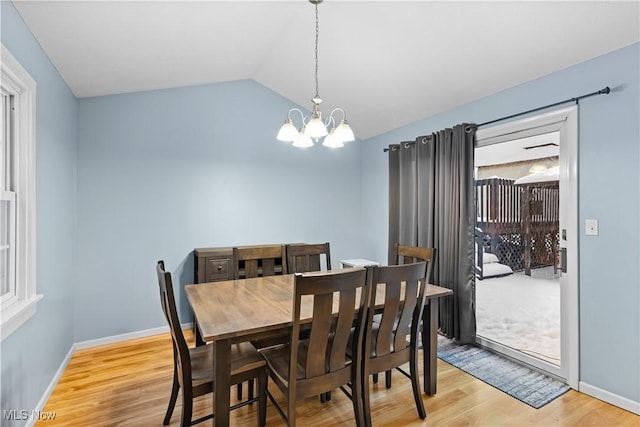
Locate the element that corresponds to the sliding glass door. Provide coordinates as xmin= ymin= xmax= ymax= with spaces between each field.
xmin=474 ymin=107 xmax=579 ymax=387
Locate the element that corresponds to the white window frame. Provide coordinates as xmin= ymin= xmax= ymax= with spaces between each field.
xmin=1 ymin=44 xmax=40 ymax=341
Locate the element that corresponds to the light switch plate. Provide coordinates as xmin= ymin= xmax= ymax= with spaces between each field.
xmin=585 ymin=219 xmax=599 ymax=236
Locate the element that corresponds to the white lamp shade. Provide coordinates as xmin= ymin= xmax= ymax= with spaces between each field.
xmin=305 ymin=116 xmax=328 ymax=139
xmin=334 ymin=120 xmax=355 ymax=142
xmin=277 ymin=119 xmax=299 ymax=142
xmin=292 ymin=129 xmax=313 ymax=148
xmin=322 ymin=130 xmax=344 ymax=148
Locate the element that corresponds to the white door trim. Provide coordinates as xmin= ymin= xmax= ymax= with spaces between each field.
xmin=475 ymin=106 xmax=579 ymax=389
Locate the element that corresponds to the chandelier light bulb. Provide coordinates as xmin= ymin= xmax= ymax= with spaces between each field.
xmin=305 ymin=113 xmax=328 ymax=139
xmin=292 ymin=127 xmax=314 ymax=148
xmin=334 ymin=119 xmax=355 ymax=142
xmin=322 ymin=129 xmax=344 ymax=148
xmin=277 ymin=118 xmax=299 ymax=142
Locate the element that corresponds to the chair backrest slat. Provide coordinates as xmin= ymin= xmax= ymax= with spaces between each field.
xmin=262 ymin=258 xmax=276 ymax=277
xmin=375 ymin=282 xmax=400 ymax=357
xmin=330 ymin=289 xmax=357 ymax=371
xmin=394 ymin=277 xmax=419 ymax=351
xmin=307 ymin=292 xmax=333 ymax=378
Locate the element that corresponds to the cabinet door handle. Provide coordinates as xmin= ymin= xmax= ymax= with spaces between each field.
xmin=217 ymin=266 xmax=223 ymax=271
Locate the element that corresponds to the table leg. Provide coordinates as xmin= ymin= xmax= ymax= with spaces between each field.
xmin=214 ymin=339 xmax=231 ymax=427
xmin=195 ymin=324 xmax=205 ymax=347
xmin=422 ymin=299 xmax=438 ymax=395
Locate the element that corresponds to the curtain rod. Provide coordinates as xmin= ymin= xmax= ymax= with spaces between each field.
xmin=383 ymin=86 xmax=610 ymax=152
xmin=474 ymin=86 xmax=610 ymax=128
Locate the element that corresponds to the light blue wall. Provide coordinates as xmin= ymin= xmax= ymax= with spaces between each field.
xmin=0 ymin=2 xmax=78 ymax=425
xmin=75 ymin=81 xmax=363 ymax=342
xmin=2 ymin=0 xmax=638 ymax=416
xmin=576 ymin=43 xmax=639 ymax=404
xmin=360 ymin=42 xmax=640 ymax=404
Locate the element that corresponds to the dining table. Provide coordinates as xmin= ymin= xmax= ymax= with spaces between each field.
xmin=185 ymin=269 xmax=453 ymax=427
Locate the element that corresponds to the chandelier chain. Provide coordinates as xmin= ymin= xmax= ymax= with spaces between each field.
xmin=314 ymin=1 xmax=320 ymax=100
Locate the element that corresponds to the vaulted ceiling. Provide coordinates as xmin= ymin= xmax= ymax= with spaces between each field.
xmin=11 ymin=1 xmax=640 ymax=139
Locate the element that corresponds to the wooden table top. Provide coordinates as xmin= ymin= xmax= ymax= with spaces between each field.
xmin=185 ymin=271 xmax=453 ymax=343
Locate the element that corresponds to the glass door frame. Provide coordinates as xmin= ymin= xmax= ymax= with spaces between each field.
xmin=475 ymin=106 xmax=579 ymax=389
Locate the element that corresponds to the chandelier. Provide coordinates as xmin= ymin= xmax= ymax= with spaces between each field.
xmin=277 ymin=0 xmax=355 ymax=148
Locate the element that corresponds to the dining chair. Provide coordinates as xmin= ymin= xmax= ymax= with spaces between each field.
xmin=233 ymin=244 xmax=287 ymax=279
xmin=375 ymin=244 xmax=435 ymax=389
xmin=233 ymin=244 xmax=288 ymax=399
xmin=285 ymin=242 xmax=331 ymax=274
xmin=156 ymin=261 xmax=267 ymax=427
xmin=234 ymin=247 xmax=288 ymax=349
xmin=285 ymin=242 xmax=335 ymax=402
xmin=260 ymin=268 xmax=370 ymax=427
xmin=360 ymin=261 xmax=428 ymax=427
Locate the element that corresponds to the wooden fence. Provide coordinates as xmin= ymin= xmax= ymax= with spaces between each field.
xmin=475 ymin=177 xmax=559 ymax=275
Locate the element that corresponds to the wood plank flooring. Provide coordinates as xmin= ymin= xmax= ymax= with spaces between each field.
xmin=37 ymin=331 xmax=640 ymax=426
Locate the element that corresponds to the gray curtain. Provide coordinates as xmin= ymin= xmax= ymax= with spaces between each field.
xmin=388 ymin=124 xmax=476 ymax=343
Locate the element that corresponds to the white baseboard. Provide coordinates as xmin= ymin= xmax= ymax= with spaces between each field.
xmin=74 ymin=322 xmax=192 ymax=350
xmin=25 ymin=344 xmax=75 ymax=427
xmin=579 ymin=381 xmax=640 ymax=415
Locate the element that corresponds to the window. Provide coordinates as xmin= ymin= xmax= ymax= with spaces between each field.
xmin=1 ymin=44 xmax=40 ymax=341
xmin=1 ymin=88 xmax=17 ymax=307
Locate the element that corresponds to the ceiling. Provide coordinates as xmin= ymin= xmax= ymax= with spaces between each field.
xmin=475 ymin=133 xmax=559 ymax=167
xmin=11 ymin=1 xmax=640 ymax=140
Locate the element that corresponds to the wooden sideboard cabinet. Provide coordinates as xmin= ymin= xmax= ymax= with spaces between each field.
xmin=194 ymin=244 xmax=289 ymax=284
xmin=194 ymin=247 xmax=234 ymax=284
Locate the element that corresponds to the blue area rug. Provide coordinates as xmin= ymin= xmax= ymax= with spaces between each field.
xmin=437 ymin=337 xmax=570 ymax=408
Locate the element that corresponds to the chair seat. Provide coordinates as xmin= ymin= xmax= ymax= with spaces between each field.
xmin=190 ymin=341 xmax=266 ymax=382
xmin=261 ymin=339 xmax=352 ymax=383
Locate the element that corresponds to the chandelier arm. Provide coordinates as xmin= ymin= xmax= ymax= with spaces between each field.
xmin=324 ymin=114 xmax=336 ymax=129
xmin=326 ymin=108 xmax=347 ymax=126
xmin=287 ymin=108 xmax=308 ymax=127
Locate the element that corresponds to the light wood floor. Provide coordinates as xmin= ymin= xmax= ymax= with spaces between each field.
xmin=38 ymin=331 xmax=639 ymax=427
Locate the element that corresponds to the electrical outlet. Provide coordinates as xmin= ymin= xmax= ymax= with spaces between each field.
xmin=585 ymin=219 xmax=599 ymax=236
